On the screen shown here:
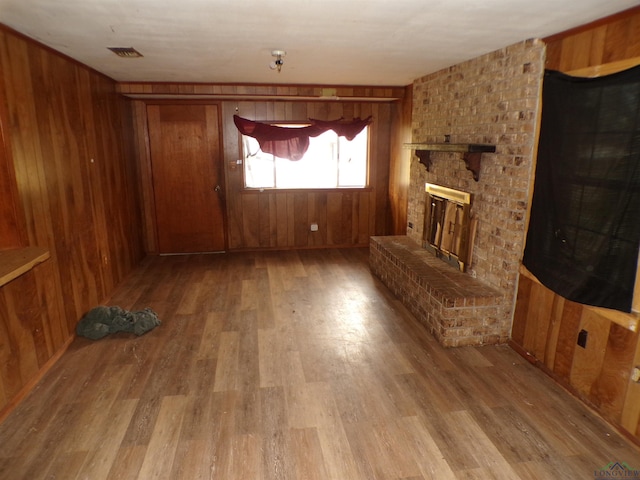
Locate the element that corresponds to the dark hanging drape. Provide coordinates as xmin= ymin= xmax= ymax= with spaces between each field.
xmin=233 ymin=115 xmax=372 ymax=161
xmin=523 ymin=66 xmax=640 ymax=312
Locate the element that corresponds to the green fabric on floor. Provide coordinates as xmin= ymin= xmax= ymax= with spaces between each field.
xmin=76 ymin=305 xmax=160 ymax=340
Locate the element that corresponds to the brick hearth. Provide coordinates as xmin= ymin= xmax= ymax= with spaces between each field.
xmin=370 ymin=235 xmax=503 ymax=347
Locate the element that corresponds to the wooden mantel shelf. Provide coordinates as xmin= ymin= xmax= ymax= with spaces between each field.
xmin=0 ymin=247 xmax=50 ymax=287
xmin=404 ymin=143 xmax=496 ymax=181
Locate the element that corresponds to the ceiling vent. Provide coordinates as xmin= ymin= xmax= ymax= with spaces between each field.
xmin=107 ymin=47 xmax=143 ymax=58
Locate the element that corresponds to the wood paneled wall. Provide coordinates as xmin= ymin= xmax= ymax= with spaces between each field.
xmin=133 ymin=97 xmax=401 ymax=252
xmin=544 ymin=6 xmax=640 ymax=71
xmin=511 ymin=6 xmax=640 ymax=444
xmin=513 ymin=274 xmax=640 ymax=440
xmin=0 ymin=69 xmax=24 ymax=250
xmin=388 ymin=85 xmax=413 ymax=235
xmin=0 ymin=26 xmax=144 ymax=416
xmin=226 ymin=101 xmax=393 ymax=249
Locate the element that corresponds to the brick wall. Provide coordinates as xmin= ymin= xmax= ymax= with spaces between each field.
xmin=407 ymin=39 xmax=546 ymax=340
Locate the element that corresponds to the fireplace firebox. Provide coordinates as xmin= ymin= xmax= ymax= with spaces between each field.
xmin=423 ymin=183 xmax=474 ymax=272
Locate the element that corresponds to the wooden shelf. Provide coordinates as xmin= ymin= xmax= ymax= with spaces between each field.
xmin=404 ymin=143 xmax=496 ymax=181
xmin=0 ymin=247 xmax=50 ymax=287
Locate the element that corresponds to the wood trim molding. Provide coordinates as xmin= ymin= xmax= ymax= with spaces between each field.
xmin=566 ymin=56 xmax=640 ymax=77
xmin=117 ymin=82 xmax=406 ymax=101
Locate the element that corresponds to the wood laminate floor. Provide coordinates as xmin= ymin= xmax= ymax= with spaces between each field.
xmin=0 ymin=248 xmax=638 ymax=479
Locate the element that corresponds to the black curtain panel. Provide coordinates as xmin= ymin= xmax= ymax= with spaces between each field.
xmin=523 ymin=66 xmax=640 ymax=312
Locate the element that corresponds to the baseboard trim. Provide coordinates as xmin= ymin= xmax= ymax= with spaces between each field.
xmin=507 ymin=339 xmax=640 ymax=450
xmin=0 ymin=334 xmax=75 ymax=424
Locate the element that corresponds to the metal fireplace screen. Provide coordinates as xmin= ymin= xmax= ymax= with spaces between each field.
xmin=423 ymin=183 xmax=473 ymax=272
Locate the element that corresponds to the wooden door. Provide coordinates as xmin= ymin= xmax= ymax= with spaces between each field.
xmin=147 ymin=104 xmax=225 ymax=253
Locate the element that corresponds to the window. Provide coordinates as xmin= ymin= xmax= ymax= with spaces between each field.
xmin=523 ymin=67 xmax=640 ymax=313
xmin=242 ymin=124 xmax=368 ymax=189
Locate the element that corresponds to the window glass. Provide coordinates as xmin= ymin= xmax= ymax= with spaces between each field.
xmin=243 ymin=125 xmax=368 ymax=189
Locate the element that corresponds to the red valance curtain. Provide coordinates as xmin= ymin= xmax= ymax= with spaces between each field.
xmin=233 ymin=115 xmax=372 ymax=161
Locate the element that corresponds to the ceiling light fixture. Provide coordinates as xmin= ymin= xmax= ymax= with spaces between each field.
xmin=269 ymin=50 xmax=286 ymax=72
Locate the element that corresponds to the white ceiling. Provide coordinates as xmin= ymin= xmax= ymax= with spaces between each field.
xmin=0 ymin=0 xmax=638 ymax=86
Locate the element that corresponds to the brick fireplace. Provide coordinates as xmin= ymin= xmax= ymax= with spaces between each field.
xmin=370 ymin=235 xmax=502 ymax=347
xmin=372 ymin=39 xmax=545 ymax=347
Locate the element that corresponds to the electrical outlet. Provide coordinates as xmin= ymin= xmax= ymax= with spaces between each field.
xmin=310 ymin=223 xmax=318 ymax=232
xmin=408 ymin=222 xmax=414 ymax=229
xmin=631 ymin=367 xmax=640 ymax=383
xmin=577 ymin=329 xmax=588 ymax=348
